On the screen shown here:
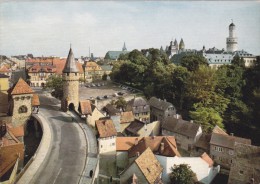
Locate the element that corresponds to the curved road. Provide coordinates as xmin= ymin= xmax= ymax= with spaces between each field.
xmin=31 ymin=89 xmax=87 ymax=184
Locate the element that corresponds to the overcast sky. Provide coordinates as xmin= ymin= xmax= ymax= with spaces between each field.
xmin=0 ymin=1 xmax=260 ymax=57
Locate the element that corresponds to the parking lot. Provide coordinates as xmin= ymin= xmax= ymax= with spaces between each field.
xmin=79 ymin=81 xmax=141 ymax=109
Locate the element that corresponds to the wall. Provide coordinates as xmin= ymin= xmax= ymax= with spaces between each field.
xmin=86 ymin=108 xmax=105 ymax=128
xmin=116 ymin=152 xmax=129 ymax=173
xmin=0 ymin=77 xmax=9 ymax=113
xmin=210 ymin=144 xmax=234 ymax=169
xmin=99 ymin=136 xmax=116 ymax=154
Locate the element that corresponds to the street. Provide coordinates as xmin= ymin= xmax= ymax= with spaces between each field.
xmin=32 ymin=88 xmax=87 ymax=184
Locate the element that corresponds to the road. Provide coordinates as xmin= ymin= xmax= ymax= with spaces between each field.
xmin=32 ymin=88 xmax=87 ymax=184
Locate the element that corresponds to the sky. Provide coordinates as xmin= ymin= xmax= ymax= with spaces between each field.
xmin=0 ymin=1 xmax=260 ymax=57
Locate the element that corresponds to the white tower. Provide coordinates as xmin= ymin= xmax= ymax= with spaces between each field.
xmin=226 ymin=21 xmax=238 ymax=52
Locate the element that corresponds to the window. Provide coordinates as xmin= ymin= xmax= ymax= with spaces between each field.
xmin=239 ymin=170 xmax=244 ymax=175
xmin=18 ymin=105 xmax=28 ymax=113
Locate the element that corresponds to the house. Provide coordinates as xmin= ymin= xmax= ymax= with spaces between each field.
xmin=78 ymin=100 xmax=105 ymax=128
xmin=116 ymin=136 xmax=180 ymax=174
xmin=0 ymin=123 xmax=24 ymax=181
xmin=191 ymin=133 xmax=211 ymax=156
xmin=95 ymin=119 xmax=117 ymax=154
xmin=209 ymin=132 xmax=251 ymax=169
xmin=102 ymin=104 xmax=121 ymax=116
xmin=228 ymin=143 xmax=260 ymax=184
xmin=0 ymin=65 xmax=11 ymax=78
xmin=120 ymin=111 xmax=135 ymax=133
xmin=148 ymin=97 xmax=176 ymax=123
xmin=120 ymin=147 xmax=163 ymax=184
xmin=26 ymin=57 xmax=83 ymax=87
xmin=156 ymin=152 xmax=220 ymax=184
xmin=162 ymin=116 xmax=202 ymax=151
xmin=126 ymin=97 xmax=150 ymax=123
xmin=124 ymin=119 xmax=160 ymax=137
xmin=83 ymin=61 xmax=103 ymax=82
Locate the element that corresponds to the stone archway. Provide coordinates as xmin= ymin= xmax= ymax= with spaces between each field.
xmin=68 ymin=103 xmax=75 ymax=111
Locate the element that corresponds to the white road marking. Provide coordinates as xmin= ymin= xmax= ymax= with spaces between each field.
xmin=52 ymin=168 xmax=62 ymax=184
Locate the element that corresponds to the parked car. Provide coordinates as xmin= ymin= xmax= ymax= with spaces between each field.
xmin=118 ymin=92 xmax=124 ymax=96
xmin=113 ymin=93 xmax=119 ymax=97
xmin=91 ymin=83 xmax=96 ymax=87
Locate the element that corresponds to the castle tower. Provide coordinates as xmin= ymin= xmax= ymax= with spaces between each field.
xmin=226 ymin=21 xmax=238 ymax=52
xmin=179 ymin=38 xmax=185 ymax=50
xmin=61 ymin=47 xmax=79 ymax=112
xmin=8 ymin=78 xmax=34 ymax=127
xmin=174 ymin=39 xmax=179 ymax=50
xmin=122 ymin=42 xmax=127 ymax=51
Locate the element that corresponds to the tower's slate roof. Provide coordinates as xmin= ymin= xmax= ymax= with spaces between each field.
xmin=63 ymin=47 xmax=79 ymax=73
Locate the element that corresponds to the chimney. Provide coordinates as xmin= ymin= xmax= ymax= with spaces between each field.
xmin=134 ymin=138 xmax=138 ymax=145
xmin=160 ymin=142 xmax=165 ymax=152
xmin=190 ymin=120 xmax=193 ymax=123
xmin=230 ymin=133 xmax=234 ymax=136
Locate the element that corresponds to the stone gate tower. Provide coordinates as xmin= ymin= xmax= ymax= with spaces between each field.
xmin=226 ymin=21 xmax=238 ymax=52
xmin=61 ymin=47 xmax=79 ymax=112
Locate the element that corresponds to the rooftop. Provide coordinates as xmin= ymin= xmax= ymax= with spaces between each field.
xmin=95 ymin=119 xmax=117 ymax=138
xmin=148 ymin=97 xmax=175 ymax=111
xmin=8 ymin=78 xmax=34 ymax=95
xmin=162 ymin=117 xmax=200 ymax=138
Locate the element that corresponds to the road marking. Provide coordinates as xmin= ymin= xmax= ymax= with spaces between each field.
xmin=52 ymin=168 xmax=62 ymax=184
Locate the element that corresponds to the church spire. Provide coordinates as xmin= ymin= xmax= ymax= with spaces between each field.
xmin=122 ymin=42 xmax=127 ymax=51
xmin=63 ymin=46 xmax=79 ymax=73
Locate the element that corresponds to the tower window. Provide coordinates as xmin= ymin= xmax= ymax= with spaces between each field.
xmin=18 ymin=105 xmax=28 ymax=114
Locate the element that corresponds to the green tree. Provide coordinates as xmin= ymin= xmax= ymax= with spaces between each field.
xmin=180 ymin=54 xmax=208 ymax=72
xmin=115 ymin=97 xmax=127 ymax=111
xmin=44 ymin=75 xmax=63 ymax=99
xmin=169 ymin=164 xmax=196 ymax=184
xmin=232 ymin=55 xmax=245 ymax=68
xmin=190 ymin=106 xmax=224 ymax=133
xmin=102 ymin=73 xmax=108 ymax=80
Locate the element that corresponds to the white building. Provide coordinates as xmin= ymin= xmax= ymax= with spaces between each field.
xmin=156 ymin=153 xmax=220 ymax=184
xmin=95 ymin=119 xmax=117 ymax=154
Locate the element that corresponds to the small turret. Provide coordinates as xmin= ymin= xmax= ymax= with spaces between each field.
xmin=179 ymin=38 xmax=185 ymax=50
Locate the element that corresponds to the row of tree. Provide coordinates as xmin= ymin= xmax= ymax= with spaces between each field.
xmin=110 ymin=49 xmax=260 ymax=144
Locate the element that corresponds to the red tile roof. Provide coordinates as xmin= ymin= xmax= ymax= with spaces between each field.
xmin=120 ymin=111 xmax=134 ymax=124
xmin=201 ymin=152 xmax=214 ymax=167
xmin=0 ymin=65 xmax=11 ymax=73
xmin=128 ymin=136 xmax=180 ymax=158
xmin=79 ymin=100 xmax=93 ymax=115
xmin=9 ymin=78 xmax=34 ymax=95
xmin=96 ymin=119 xmax=117 ymax=138
xmin=116 ymin=137 xmax=142 ymax=151
xmin=7 ymin=124 xmax=24 ymax=137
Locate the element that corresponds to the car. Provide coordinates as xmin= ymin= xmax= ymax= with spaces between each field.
xmin=96 ymin=96 xmax=101 ymax=100
xmin=97 ymin=83 xmax=101 ymax=87
xmin=91 ymin=83 xmax=96 ymax=87
xmin=104 ymin=95 xmax=108 ymax=99
xmin=113 ymin=93 xmax=119 ymax=97
xmin=118 ymin=92 xmax=124 ymax=96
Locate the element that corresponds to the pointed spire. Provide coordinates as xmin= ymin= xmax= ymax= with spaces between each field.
xmin=122 ymin=42 xmax=127 ymax=51
xmin=63 ymin=46 xmax=79 ymax=73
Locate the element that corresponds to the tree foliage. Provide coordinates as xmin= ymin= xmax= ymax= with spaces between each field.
xmin=44 ymin=75 xmax=63 ymax=99
xmin=169 ymin=164 xmax=196 ymax=184
xmin=180 ymin=54 xmax=208 ymax=72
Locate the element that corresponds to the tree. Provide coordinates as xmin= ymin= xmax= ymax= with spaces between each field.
xmin=231 ymin=55 xmax=245 ymax=68
xmin=190 ymin=106 xmax=224 ymax=133
xmin=44 ymin=75 xmax=63 ymax=99
xmin=102 ymin=73 xmax=108 ymax=80
xmin=114 ymin=97 xmax=127 ymax=111
xmin=169 ymin=164 xmax=196 ymax=184
xmin=180 ymin=54 xmax=208 ymax=72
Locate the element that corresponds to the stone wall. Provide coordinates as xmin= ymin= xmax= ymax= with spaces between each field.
xmin=11 ymin=94 xmax=33 ymax=127
xmin=61 ymin=73 xmax=79 ymax=111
